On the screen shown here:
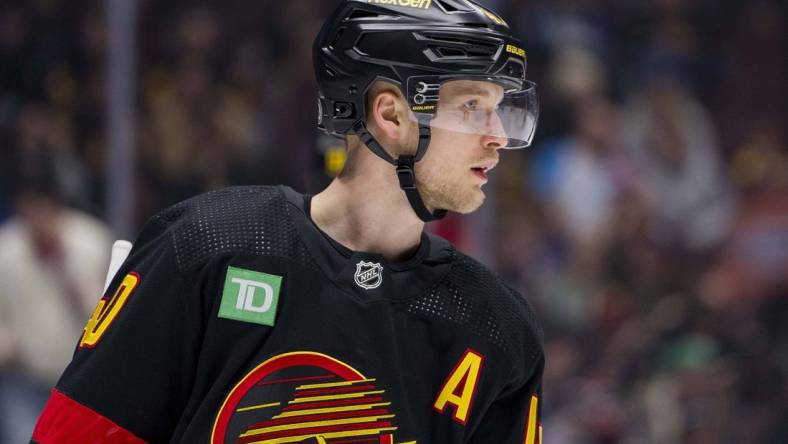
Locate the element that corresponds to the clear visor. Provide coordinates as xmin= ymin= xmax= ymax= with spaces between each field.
xmin=410 ymin=78 xmax=539 ymax=149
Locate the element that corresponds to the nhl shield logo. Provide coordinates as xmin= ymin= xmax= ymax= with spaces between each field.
xmin=354 ymin=261 xmax=383 ymax=290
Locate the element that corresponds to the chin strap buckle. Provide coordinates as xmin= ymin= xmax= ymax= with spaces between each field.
xmin=351 ymin=119 xmax=447 ymax=222
xmin=395 ymin=156 xmax=417 ymax=190
xmin=395 ymin=155 xmax=447 ymax=222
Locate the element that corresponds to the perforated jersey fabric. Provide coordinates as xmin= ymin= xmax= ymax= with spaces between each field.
xmin=403 ymin=249 xmax=543 ymax=375
xmin=149 ymin=186 xmax=319 ymax=273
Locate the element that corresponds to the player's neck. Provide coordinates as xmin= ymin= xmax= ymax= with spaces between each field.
xmin=310 ymin=162 xmax=425 ymax=263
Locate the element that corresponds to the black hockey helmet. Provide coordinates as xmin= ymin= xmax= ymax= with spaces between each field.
xmin=313 ymin=0 xmax=539 ymax=221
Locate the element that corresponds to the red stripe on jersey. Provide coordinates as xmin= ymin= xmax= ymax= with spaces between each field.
xmin=244 ymin=408 xmax=391 ymax=430
xmin=237 ymin=420 xmax=393 ymax=442
xmin=294 ymin=384 xmax=378 ymax=397
xmin=32 ymin=388 xmax=146 ymax=444
xmin=282 ymin=396 xmax=385 ymax=411
xmin=254 ymin=373 xmax=337 ymax=387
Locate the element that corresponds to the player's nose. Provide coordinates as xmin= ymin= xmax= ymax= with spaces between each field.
xmin=481 ymin=112 xmax=507 ymax=150
xmin=481 ymin=134 xmax=506 ymax=151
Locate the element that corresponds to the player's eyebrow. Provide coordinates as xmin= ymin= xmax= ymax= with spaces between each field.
xmin=445 ymin=85 xmax=492 ymax=98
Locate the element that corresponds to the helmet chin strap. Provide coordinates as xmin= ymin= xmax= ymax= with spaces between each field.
xmin=352 ymin=120 xmax=448 ymax=222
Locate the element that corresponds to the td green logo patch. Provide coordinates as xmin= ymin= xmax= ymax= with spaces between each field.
xmin=219 ymin=266 xmax=282 ymax=326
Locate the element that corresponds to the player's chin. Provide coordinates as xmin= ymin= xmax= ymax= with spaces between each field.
xmin=446 ymin=189 xmax=486 ymax=215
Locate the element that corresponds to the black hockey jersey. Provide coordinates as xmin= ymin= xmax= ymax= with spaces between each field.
xmin=32 ymin=186 xmax=544 ymax=444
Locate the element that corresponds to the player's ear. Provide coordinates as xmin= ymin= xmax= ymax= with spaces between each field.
xmin=369 ymin=89 xmax=410 ymax=142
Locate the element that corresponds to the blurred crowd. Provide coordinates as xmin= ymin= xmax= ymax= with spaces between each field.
xmin=0 ymin=0 xmax=785 ymax=442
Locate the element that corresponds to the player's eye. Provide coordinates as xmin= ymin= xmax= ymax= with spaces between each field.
xmin=461 ymin=100 xmax=479 ymax=112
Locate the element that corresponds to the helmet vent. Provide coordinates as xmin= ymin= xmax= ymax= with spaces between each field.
xmin=417 ymin=32 xmax=497 ymax=50
xmin=434 ymin=0 xmax=474 ymax=13
xmin=436 ymin=47 xmax=466 ymax=57
xmin=432 ymin=45 xmax=495 ymax=59
xmin=346 ymin=8 xmax=391 ymax=20
xmin=417 ymin=32 xmax=499 ymax=60
xmin=460 ymin=22 xmax=492 ymax=29
xmin=328 ymin=27 xmax=346 ymax=50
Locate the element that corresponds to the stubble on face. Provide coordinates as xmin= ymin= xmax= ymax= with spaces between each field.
xmin=414 ymin=129 xmax=489 ymax=214
xmin=408 ymin=79 xmax=507 ymax=214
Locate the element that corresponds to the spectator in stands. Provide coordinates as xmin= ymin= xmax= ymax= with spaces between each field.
xmin=0 ymin=157 xmax=111 ymax=444
xmin=621 ymin=75 xmax=735 ymax=252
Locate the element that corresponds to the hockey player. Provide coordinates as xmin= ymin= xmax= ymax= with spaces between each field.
xmin=32 ymin=1 xmax=543 ymax=442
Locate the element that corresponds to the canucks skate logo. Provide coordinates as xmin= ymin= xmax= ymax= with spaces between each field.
xmin=212 ymin=351 xmax=417 ymax=443
xmin=354 ymin=261 xmax=383 ymax=290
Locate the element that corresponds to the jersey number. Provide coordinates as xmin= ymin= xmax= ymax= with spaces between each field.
xmin=79 ymin=272 xmax=140 ymax=348
xmin=433 ymin=349 xmax=484 ymax=425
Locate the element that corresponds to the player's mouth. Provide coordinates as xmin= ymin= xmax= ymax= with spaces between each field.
xmin=470 ymin=161 xmax=497 ymax=183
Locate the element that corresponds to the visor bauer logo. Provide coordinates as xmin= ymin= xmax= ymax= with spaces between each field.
xmin=411 ymin=105 xmax=436 ymax=112
xmin=354 ymin=261 xmax=384 ymax=290
xmin=366 ymin=0 xmax=432 ymax=10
